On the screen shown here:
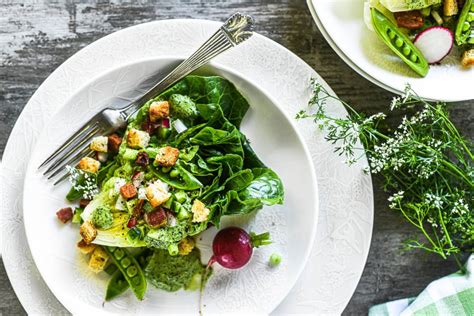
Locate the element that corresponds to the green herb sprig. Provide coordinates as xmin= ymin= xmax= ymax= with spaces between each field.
xmin=297 ymin=79 xmax=473 ymax=260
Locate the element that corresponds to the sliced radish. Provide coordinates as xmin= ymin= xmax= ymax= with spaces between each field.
xmin=414 ymin=26 xmax=453 ymax=64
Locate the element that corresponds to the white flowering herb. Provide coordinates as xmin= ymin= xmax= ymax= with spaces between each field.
xmin=297 ymin=79 xmax=473 ymax=260
xmin=66 ymin=165 xmax=99 ymax=200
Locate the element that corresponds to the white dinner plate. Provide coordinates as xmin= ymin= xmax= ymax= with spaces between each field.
xmin=23 ymin=57 xmax=319 ymax=315
xmin=1 ymin=19 xmax=373 ymax=314
xmin=308 ymin=0 xmax=474 ymax=102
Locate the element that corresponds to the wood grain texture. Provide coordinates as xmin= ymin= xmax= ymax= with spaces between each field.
xmin=0 ymin=1 xmax=472 ymax=315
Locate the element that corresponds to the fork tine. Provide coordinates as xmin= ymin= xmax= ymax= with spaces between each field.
xmin=38 ymin=121 xmax=98 ymax=169
xmin=53 ymin=173 xmax=70 ymax=186
xmin=43 ymin=126 xmax=101 ymax=176
xmin=46 ymin=147 xmax=94 ymax=180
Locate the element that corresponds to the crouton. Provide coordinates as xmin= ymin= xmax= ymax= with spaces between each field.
xmin=77 ymin=157 xmax=101 ymax=173
xmin=191 ymin=199 xmax=210 ymax=223
xmin=145 ymin=180 xmax=171 ymax=208
xmin=444 ymin=0 xmax=458 ymax=16
xmin=107 ymin=133 xmax=122 ymax=153
xmin=149 ymin=101 xmax=169 ymax=122
xmin=178 ymin=237 xmax=195 ymax=256
xmin=80 ymin=221 xmax=97 ymax=244
xmin=88 ymin=246 xmax=109 ymax=273
xmin=127 ymin=128 xmax=150 ymax=149
xmin=120 ymin=183 xmax=137 ymax=200
xmin=90 ymin=136 xmax=108 ymax=153
xmin=77 ymin=239 xmax=97 ymax=254
xmin=461 ymin=49 xmax=474 ymax=67
xmin=154 ymin=146 xmax=179 ymax=167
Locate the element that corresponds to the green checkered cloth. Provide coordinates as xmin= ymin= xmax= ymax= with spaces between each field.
xmin=369 ymin=255 xmax=474 ymax=316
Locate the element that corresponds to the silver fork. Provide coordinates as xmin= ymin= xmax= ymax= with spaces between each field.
xmin=38 ymin=12 xmax=254 ymax=184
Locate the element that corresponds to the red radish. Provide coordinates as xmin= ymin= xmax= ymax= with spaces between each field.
xmin=161 ymin=118 xmax=170 ymax=128
xmin=414 ymin=26 xmax=453 ymax=64
xmin=208 ymin=227 xmax=271 ymax=269
xmin=200 ymin=227 xmax=271 ymax=312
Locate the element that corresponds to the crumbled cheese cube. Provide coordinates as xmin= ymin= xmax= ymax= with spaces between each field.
xmin=145 ymin=180 xmax=171 ymax=208
xmin=127 ymin=128 xmax=150 ymax=149
xmin=191 ymin=199 xmax=210 ymax=223
xmin=90 ymin=136 xmax=108 ymax=153
xmin=77 ymin=157 xmax=101 ymax=173
xmin=178 ymin=237 xmax=195 ymax=256
xmin=88 ymin=246 xmax=109 ymax=273
xmin=149 ymin=101 xmax=169 ymax=122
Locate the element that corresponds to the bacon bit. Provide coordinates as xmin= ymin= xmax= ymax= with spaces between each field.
xmin=131 ymin=171 xmax=145 ymax=187
xmin=144 ymin=208 xmax=167 ymax=228
xmin=127 ymin=217 xmax=137 ymax=228
xmin=394 ymin=10 xmax=424 ymax=29
xmin=135 ymin=152 xmax=149 ymax=167
xmin=107 ymin=134 xmax=122 ymax=153
xmin=120 ymin=183 xmax=137 ymax=200
xmin=161 ymin=118 xmax=170 ymax=128
xmin=133 ymin=199 xmax=145 ymax=218
xmin=79 ymin=199 xmax=90 ymax=208
xmin=141 ymin=118 xmax=161 ymax=134
xmin=56 ymin=207 xmax=73 ymax=223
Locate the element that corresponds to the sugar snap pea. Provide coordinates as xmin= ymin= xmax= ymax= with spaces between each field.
xmin=455 ymin=0 xmax=474 ymax=45
xmin=371 ymin=8 xmax=429 ymax=77
xmin=104 ymin=246 xmax=147 ymax=300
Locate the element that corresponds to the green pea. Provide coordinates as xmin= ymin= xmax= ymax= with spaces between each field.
xmin=395 ymin=38 xmax=403 ymax=47
xmin=162 ymin=166 xmax=171 ymax=173
xmin=114 ymin=249 xmax=124 ymax=260
xmin=169 ymin=169 xmax=179 ymax=178
xmin=121 ymin=257 xmax=131 ymax=268
xmin=133 ymin=277 xmax=141 ymax=286
xmin=410 ymin=54 xmax=418 ymax=63
xmin=402 ymin=44 xmax=411 ymax=56
xmin=127 ymin=266 xmax=138 ymax=277
xmin=107 ymin=246 xmax=116 ymax=253
xmin=388 ymin=30 xmax=395 ymax=39
xmin=463 ymin=22 xmax=471 ymax=31
xmin=269 ymin=253 xmax=282 ymax=267
xmin=468 ymin=12 xmax=474 ymax=22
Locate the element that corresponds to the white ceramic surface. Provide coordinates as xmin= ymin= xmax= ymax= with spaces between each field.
xmin=308 ymin=0 xmax=474 ymax=102
xmin=23 ymin=58 xmax=318 ymax=315
xmin=1 ymin=19 xmax=373 ymax=315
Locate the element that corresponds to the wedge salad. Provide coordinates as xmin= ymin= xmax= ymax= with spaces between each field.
xmin=364 ymin=0 xmax=474 ymax=76
xmin=56 ymin=75 xmax=284 ymax=301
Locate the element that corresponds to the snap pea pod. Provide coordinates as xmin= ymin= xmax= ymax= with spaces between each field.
xmin=371 ymin=8 xmax=429 ymax=77
xmin=104 ymin=247 xmax=147 ymax=300
xmin=455 ymin=0 xmax=474 ymax=45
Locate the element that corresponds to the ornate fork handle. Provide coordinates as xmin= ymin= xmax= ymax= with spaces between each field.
xmin=122 ymin=12 xmax=254 ymax=119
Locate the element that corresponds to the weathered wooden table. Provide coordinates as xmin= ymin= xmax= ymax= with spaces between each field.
xmin=1 ymin=1 xmax=471 ymax=315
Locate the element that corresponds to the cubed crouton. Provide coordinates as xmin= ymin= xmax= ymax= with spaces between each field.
xmin=77 ymin=239 xmax=97 ymax=254
xmin=178 ymin=237 xmax=195 ymax=256
xmin=88 ymin=246 xmax=109 ymax=273
xmin=120 ymin=183 xmax=137 ymax=200
xmin=444 ymin=0 xmax=458 ymax=16
xmin=77 ymin=157 xmax=101 ymax=173
xmin=127 ymin=128 xmax=150 ymax=149
xmin=145 ymin=180 xmax=171 ymax=208
xmin=80 ymin=220 xmax=97 ymax=244
xmin=90 ymin=136 xmax=108 ymax=153
xmin=191 ymin=199 xmax=210 ymax=223
xmin=154 ymin=146 xmax=179 ymax=167
xmin=107 ymin=133 xmax=122 ymax=153
xmin=149 ymin=101 xmax=170 ymax=122
xmin=461 ymin=49 xmax=474 ymax=67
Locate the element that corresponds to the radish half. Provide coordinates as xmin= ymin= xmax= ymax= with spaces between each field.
xmin=414 ymin=26 xmax=453 ymax=64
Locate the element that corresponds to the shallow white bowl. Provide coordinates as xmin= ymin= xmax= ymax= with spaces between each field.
xmin=308 ymin=0 xmax=474 ymax=101
xmin=23 ymin=57 xmax=318 ymax=314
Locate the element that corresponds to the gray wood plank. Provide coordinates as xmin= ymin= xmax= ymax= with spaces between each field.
xmin=1 ymin=1 xmax=472 ymax=315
